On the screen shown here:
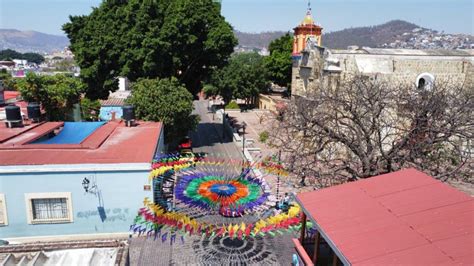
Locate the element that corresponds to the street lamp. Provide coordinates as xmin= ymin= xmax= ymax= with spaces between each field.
xmin=82 ymin=177 xmax=90 ymax=193
xmin=276 ymin=150 xmax=281 ymax=201
xmin=242 ymin=122 xmax=247 ymax=161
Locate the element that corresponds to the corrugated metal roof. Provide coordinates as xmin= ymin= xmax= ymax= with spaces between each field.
xmin=296 ymin=168 xmax=474 ymax=265
xmin=0 ymin=239 xmax=128 ymax=266
xmin=1 ymin=248 xmax=118 ymax=265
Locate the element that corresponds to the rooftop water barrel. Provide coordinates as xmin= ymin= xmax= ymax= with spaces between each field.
xmin=122 ymin=105 xmax=135 ymax=127
xmin=6 ymin=105 xmax=21 ymax=122
xmin=27 ymin=102 xmax=41 ymax=121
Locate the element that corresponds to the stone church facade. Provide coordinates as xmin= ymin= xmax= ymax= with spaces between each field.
xmin=291 ymin=43 xmax=474 ymax=97
xmin=290 ymin=3 xmax=474 ymax=96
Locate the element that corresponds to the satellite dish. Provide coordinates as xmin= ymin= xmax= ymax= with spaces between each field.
xmin=416 ymin=73 xmax=435 ymax=91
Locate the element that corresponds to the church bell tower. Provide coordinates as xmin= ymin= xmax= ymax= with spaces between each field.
xmin=292 ymin=1 xmax=323 ymax=57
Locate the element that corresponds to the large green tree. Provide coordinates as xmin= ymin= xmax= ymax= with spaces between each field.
xmin=127 ymin=77 xmax=198 ymax=141
xmin=264 ymin=33 xmax=293 ymax=89
xmin=63 ymin=0 xmax=237 ymax=100
xmin=16 ymin=73 xmax=85 ymax=121
xmin=209 ymin=52 xmax=268 ymax=105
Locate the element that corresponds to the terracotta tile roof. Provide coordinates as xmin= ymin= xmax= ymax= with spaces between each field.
xmin=296 ymin=168 xmax=474 ymax=265
xmin=100 ymin=98 xmax=126 ymax=106
xmin=0 ymin=120 xmax=162 ymax=165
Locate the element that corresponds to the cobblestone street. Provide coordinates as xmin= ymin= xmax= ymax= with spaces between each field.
xmin=130 ymin=232 xmax=298 ymax=265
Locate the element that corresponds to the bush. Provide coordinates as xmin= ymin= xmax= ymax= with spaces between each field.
xmin=17 ymin=73 xmax=84 ymax=121
xmin=128 ymin=77 xmax=198 ymax=142
xmin=259 ymin=131 xmax=269 ymax=143
xmin=80 ymin=98 xmax=101 ymax=121
xmin=225 ymin=101 xmax=239 ymax=109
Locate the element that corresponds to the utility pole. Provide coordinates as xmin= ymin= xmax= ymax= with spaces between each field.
xmin=277 ymin=150 xmax=281 ymax=201
xmin=241 ymin=122 xmax=247 ymax=162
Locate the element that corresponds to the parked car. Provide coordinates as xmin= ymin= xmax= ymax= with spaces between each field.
xmin=178 ymin=136 xmax=192 ymax=153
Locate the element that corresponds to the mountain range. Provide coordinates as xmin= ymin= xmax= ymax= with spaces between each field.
xmin=1 ymin=20 xmax=472 ymax=54
xmin=235 ymin=20 xmax=473 ymax=50
xmin=0 ymin=29 xmax=69 ymax=53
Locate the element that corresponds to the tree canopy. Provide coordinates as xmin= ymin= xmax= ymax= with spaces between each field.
xmin=127 ymin=77 xmax=198 ymax=141
xmin=0 ymin=49 xmax=45 ymax=64
xmin=16 ymin=73 xmax=85 ymax=121
xmin=264 ymin=33 xmax=293 ymax=89
xmin=269 ymin=77 xmax=473 ymax=187
xmin=208 ymin=52 xmax=268 ymax=105
xmin=63 ymin=0 xmax=237 ymax=100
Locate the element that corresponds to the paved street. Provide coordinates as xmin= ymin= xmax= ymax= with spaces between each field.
xmin=129 ymin=100 xmax=299 ymax=265
xmin=190 ymin=100 xmax=243 ymax=161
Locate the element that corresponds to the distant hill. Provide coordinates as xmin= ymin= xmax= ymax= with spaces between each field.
xmin=2 ymin=21 xmax=471 ymax=54
xmin=323 ymin=20 xmax=421 ymax=49
xmin=234 ymin=30 xmax=287 ymax=49
xmin=234 ymin=21 xmax=423 ymax=50
xmin=234 ymin=20 xmax=426 ymax=50
xmin=235 ymin=20 xmax=473 ymax=51
xmin=0 ymin=29 xmax=69 ymax=53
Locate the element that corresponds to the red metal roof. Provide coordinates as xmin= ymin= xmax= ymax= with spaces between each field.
xmin=296 ymin=168 xmax=474 ymax=265
xmin=4 ymin=91 xmax=20 ymax=101
xmin=0 ymin=121 xmax=162 ymax=165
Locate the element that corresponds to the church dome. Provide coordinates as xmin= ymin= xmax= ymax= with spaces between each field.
xmin=301 ymin=11 xmax=315 ymax=25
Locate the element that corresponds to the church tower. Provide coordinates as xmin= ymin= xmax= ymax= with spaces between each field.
xmin=292 ymin=2 xmax=323 ymax=56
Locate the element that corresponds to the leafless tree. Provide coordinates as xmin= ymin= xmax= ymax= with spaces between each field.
xmin=268 ymin=76 xmax=473 ymax=188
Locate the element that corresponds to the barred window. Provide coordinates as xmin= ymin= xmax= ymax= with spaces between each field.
xmin=25 ymin=193 xmax=73 ymax=224
xmin=32 ymin=198 xmax=68 ymax=220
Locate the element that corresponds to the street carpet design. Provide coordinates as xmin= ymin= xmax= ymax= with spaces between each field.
xmin=131 ymin=153 xmax=303 ymax=244
xmin=175 ymin=172 xmax=268 ymax=216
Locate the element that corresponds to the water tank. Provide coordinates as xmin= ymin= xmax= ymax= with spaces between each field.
xmin=27 ymin=102 xmax=41 ymax=121
xmin=122 ymin=105 xmax=135 ymax=127
xmin=6 ymin=105 xmax=22 ymax=121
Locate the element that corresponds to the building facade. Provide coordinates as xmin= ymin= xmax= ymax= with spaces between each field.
xmin=291 ymin=44 xmax=474 ymax=97
xmin=289 ymin=3 xmax=473 ymax=97
xmin=0 ymin=121 xmax=164 ymax=239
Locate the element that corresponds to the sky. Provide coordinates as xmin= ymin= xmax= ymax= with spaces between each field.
xmin=0 ymin=0 xmax=472 ymax=36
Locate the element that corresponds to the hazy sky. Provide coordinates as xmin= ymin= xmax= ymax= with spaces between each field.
xmin=0 ymin=0 xmax=472 ymax=35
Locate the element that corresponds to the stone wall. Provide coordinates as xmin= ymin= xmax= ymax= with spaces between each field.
xmin=464 ymin=61 xmax=474 ymax=88
xmin=292 ymin=46 xmax=474 ymax=97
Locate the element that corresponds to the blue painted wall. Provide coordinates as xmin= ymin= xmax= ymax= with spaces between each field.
xmin=0 ymin=169 xmax=152 ymax=238
xmin=99 ymin=106 xmax=123 ymax=121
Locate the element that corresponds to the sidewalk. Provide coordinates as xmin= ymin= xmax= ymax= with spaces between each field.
xmin=222 ymin=109 xmax=310 ymax=199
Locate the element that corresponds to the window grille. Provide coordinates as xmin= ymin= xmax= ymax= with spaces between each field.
xmin=25 ymin=193 xmax=73 ymax=224
xmin=31 ymin=198 xmax=68 ymax=220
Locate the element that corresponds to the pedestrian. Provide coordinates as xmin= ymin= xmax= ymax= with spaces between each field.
xmin=292 ymin=254 xmax=300 ymax=266
xmin=283 ymin=193 xmax=290 ymax=204
xmin=300 ymin=170 xmax=306 ymax=186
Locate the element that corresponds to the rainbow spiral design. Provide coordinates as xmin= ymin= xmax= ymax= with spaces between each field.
xmin=175 ymin=173 xmax=268 ymax=214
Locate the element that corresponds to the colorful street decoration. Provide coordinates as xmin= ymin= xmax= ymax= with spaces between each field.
xmin=254 ymin=155 xmax=289 ymax=177
xmin=131 ymin=152 xmax=300 ymax=243
xmin=175 ymin=172 xmax=268 ymax=216
xmin=130 ymin=198 xmax=303 ymax=243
